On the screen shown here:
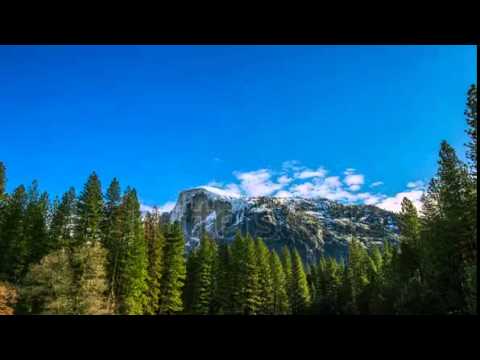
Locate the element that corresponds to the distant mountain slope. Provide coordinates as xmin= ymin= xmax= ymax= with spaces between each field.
xmin=165 ymin=188 xmax=399 ymax=263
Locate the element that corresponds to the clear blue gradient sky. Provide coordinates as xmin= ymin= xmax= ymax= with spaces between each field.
xmin=0 ymin=45 xmax=476 ymax=211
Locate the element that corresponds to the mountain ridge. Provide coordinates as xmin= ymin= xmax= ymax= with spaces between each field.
xmin=157 ymin=187 xmax=400 ymax=263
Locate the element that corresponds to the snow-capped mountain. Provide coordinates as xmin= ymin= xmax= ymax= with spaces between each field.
xmin=165 ymin=187 xmax=400 ymax=263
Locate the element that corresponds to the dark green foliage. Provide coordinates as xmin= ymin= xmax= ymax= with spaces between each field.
xmin=313 ymin=257 xmax=343 ymax=314
xmin=255 ymin=238 xmax=274 ymax=314
xmin=0 ymin=161 xmax=5 ymax=200
xmin=269 ymin=250 xmax=290 ymax=314
xmin=187 ymin=233 xmax=217 ymax=314
xmin=144 ymin=211 xmax=164 ymax=315
xmin=290 ymin=249 xmax=311 ymax=314
xmin=420 ymin=142 xmax=473 ymax=313
xmin=0 ymin=185 xmax=28 ymax=283
xmin=211 ymin=242 xmax=233 ymax=314
xmin=49 ymin=187 xmax=76 ymax=250
xmin=281 ymin=246 xmax=293 ymax=313
xmin=75 ymin=172 xmax=104 ymax=246
xmin=24 ymin=181 xmax=50 ymax=265
xmin=465 ymin=84 xmax=477 ymax=175
xmin=116 ymin=188 xmax=148 ymax=315
xmin=159 ymin=222 xmax=186 ymax=314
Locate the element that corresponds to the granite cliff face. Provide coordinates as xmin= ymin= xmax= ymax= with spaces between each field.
xmin=167 ymin=187 xmax=399 ymax=263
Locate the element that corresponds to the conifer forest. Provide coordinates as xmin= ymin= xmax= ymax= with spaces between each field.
xmin=0 ymin=85 xmax=477 ymax=315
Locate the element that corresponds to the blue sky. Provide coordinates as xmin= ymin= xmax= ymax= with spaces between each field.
xmin=0 ymin=45 xmax=476 ymax=212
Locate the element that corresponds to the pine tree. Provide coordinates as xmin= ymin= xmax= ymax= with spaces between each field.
xmin=229 ymin=233 xmax=261 ymax=314
xmin=71 ymin=241 xmax=111 ymax=314
xmin=183 ymin=246 xmax=199 ymax=313
xmin=21 ymin=248 xmax=75 ymax=314
xmin=0 ymin=161 xmax=5 ymax=201
xmin=0 ymin=185 xmax=28 ymax=283
xmin=242 ymin=235 xmax=261 ymax=315
xmin=159 ymin=222 xmax=186 ymax=314
xmin=465 ymin=84 xmax=477 ymax=177
xmin=144 ymin=211 xmax=164 ymax=315
xmin=24 ymin=181 xmax=50 ymax=265
xmin=212 ymin=242 xmax=233 ymax=314
xmin=420 ymin=142 xmax=472 ymax=313
xmin=75 ymin=172 xmax=104 ymax=246
xmin=22 ymin=243 xmax=111 ymax=315
xmin=343 ymin=239 xmax=369 ymax=314
xmin=102 ymin=178 xmax=123 ymax=309
xmin=290 ymin=249 xmax=311 ymax=314
xmin=49 ymin=187 xmax=76 ymax=250
xmin=315 ymin=257 xmax=343 ymax=314
xmin=281 ymin=246 xmax=293 ymax=313
xmin=463 ymin=84 xmax=477 ymax=314
xmin=190 ymin=233 xmax=217 ymax=314
xmin=269 ymin=250 xmax=290 ymax=314
xmin=117 ymin=188 xmax=148 ymax=315
xmin=255 ymin=238 xmax=274 ymax=314
xmin=397 ymin=197 xmax=422 ymax=281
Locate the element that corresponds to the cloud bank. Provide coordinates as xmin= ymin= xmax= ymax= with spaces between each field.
xmin=199 ymin=161 xmax=426 ymax=213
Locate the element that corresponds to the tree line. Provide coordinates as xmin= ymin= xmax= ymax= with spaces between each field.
xmin=0 ymin=84 xmax=476 ymax=315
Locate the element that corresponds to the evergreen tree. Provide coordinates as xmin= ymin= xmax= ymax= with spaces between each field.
xmin=102 ymin=178 xmax=124 ymax=309
xmin=21 ymin=248 xmax=75 ymax=314
xmin=315 ymin=257 xmax=343 ymax=314
xmin=190 ymin=233 xmax=217 ymax=314
xmin=269 ymin=250 xmax=290 ymax=314
xmin=420 ymin=142 xmax=472 ymax=313
xmin=183 ymin=246 xmax=199 ymax=313
xmin=49 ymin=187 xmax=76 ymax=250
xmin=0 ymin=185 xmax=28 ymax=283
xmin=229 ymin=233 xmax=261 ymax=314
xmin=255 ymin=238 xmax=274 ymax=314
xmin=117 ymin=188 xmax=148 ymax=315
xmin=0 ymin=161 xmax=5 ymax=201
xmin=24 ymin=181 xmax=50 ymax=265
xmin=159 ymin=222 xmax=186 ymax=314
xmin=212 ymin=242 xmax=233 ymax=314
xmin=465 ymin=84 xmax=477 ymax=177
xmin=342 ymin=239 xmax=369 ymax=314
xmin=281 ymin=246 xmax=293 ymax=313
xmin=290 ymin=249 xmax=311 ymax=314
xmin=242 ymin=235 xmax=261 ymax=315
xmin=144 ymin=211 xmax=164 ymax=315
xmin=75 ymin=172 xmax=104 ymax=246
xmin=22 ymin=243 xmax=111 ymax=315
xmin=70 ymin=241 xmax=111 ymax=314
xmin=397 ymin=197 xmax=422 ymax=281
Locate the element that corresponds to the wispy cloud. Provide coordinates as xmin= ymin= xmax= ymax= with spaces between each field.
xmin=343 ymin=170 xmax=365 ymax=192
xmin=370 ymin=181 xmax=384 ymax=188
xmin=234 ymin=169 xmax=286 ymax=197
xmin=376 ymin=190 xmax=423 ymax=213
xmin=198 ymin=161 xmax=426 ymax=213
xmin=294 ymin=167 xmax=327 ymax=180
xmin=141 ymin=201 xmax=176 ymax=214
xmin=407 ymin=180 xmax=425 ymax=189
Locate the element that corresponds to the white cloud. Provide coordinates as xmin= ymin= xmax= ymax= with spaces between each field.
xmin=370 ymin=181 xmax=384 ymax=188
xmin=277 ymin=175 xmax=293 ymax=185
xmin=356 ymin=192 xmax=383 ymax=205
xmin=200 ymin=161 xmax=426 ymax=212
xmin=294 ymin=167 xmax=327 ymax=180
xmin=274 ymin=190 xmax=293 ymax=198
xmin=281 ymin=160 xmax=304 ymax=172
xmin=376 ymin=190 xmax=423 ymax=213
xmin=141 ymin=201 xmax=176 ymax=214
xmin=344 ymin=173 xmax=365 ymax=191
xmin=234 ymin=169 xmax=286 ymax=197
xmin=407 ymin=180 xmax=424 ymax=189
